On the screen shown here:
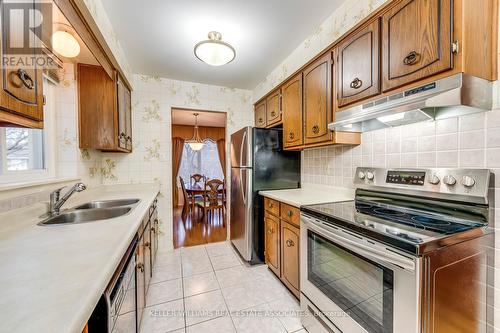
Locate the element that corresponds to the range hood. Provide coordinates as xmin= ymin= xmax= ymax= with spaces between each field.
xmin=329 ymin=73 xmax=493 ymax=132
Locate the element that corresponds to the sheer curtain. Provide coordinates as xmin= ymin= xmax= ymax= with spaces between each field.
xmin=172 ymin=137 xmax=185 ymax=207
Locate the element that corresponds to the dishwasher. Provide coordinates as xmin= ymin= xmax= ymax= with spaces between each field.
xmin=88 ymin=237 xmax=138 ymax=333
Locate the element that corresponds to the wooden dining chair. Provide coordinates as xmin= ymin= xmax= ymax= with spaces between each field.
xmin=180 ymin=177 xmax=202 ymax=219
xmin=190 ymin=173 xmax=205 ymax=186
xmin=196 ymin=179 xmax=225 ymax=225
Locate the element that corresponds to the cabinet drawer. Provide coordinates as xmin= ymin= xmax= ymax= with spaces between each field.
xmin=280 ymin=203 xmax=300 ymax=227
xmin=264 ymin=197 xmax=280 ymax=216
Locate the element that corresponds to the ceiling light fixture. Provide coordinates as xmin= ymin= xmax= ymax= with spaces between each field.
xmin=186 ymin=113 xmax=205 ymax=151
xmin=51 ymin=26 xmax=80 ymax=58
xmin=194 ymin=31 xmax=235 ymax=66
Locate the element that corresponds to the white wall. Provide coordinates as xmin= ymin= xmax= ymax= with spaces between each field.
xmin=100 ymin=74 xmax=254 ymax=250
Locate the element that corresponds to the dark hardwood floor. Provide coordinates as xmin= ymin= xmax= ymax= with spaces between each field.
xmin=173 ymin=206 xmax=227 ymax=249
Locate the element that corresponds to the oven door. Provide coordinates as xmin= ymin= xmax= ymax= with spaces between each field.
xmin=300 ymin=213 xmax=420 ymax=333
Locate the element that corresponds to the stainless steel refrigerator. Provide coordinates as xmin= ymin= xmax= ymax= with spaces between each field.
xmin=230 ymin=127 xmax=301 ymax=263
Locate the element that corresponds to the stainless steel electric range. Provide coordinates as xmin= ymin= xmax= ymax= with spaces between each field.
xmin=300 ymin=168 xmax=494 ymax=333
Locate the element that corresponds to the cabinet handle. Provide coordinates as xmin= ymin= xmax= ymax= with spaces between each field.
xmin=287 ymin=210 xmax=293 ymax=217
xmin=268 ymin=202 xmax=273 ymax=208
xmin=288 ymin=132 xmax=295 ymax=140
xmin=137 ymin=262 xmax=144 ymax=272
xmin=145 ymin=241 xmax=151 ymax=248
xmin=349 ymin=77 xmax=363 ymax=89
xmin=151 ymin=226 xmax=156 ymax=233
xmin=271 ymin=110 xmax=276 ymax=117
xmin=267 ymin=228 xmax=274 ymax=234
xmin=312 ymin=125 xmax=319 ymax=134
xmin=403 ymin=51 xmax=420 ymax=65
xmin=286 ymin=239 xmax=295 ymax=247
xmin=119 ymin=132 xmax=126 ymax=142
xmin=16 ymin=69 xmax=34 ymax=90
xmin=126 ymin=136 xmax=132 ymax=142
xmin=258 ymin=117 xmax=263 ymax=124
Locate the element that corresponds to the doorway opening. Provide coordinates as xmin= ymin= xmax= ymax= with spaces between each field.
xmin=171 ymin=108 xmax=227 ymax=248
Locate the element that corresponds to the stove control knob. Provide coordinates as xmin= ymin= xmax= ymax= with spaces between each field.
xmin=461 ymin=175 xmax=476 ymax=188
xmin=358 ymin=171 xmax=366 ymax=180
xmin=428 ymin=174 xmax=440 ymax=185
xmin=443 ymin=175 xmax=457 ymax=186
xmin=366 ymin=171 xmax=375 ymax=181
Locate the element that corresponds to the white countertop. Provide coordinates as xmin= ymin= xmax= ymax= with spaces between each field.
xmin=259 ymin=184 xmax=355 ymax=207
xmin=0 ymin=183 xmax=160 ymax=333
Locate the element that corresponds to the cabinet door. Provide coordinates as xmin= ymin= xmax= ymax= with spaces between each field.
xmin=382 ymin=0 xmax=453 ymax=91
xmin=337 ymin=19 xmax=381 ymax=107
xmin=303 ymin=52 xmax=332 ymax=145
xmin=282 ymin=74 xmax=303 ymax=148
xmin=135 ymin=239 xmax=146 ymax=328
xmin=150 ymin=208 xmax=158 ymax=266
xmin=116 ymin=75 xmax=127 ymax=150
xmin=124 ymin=83 xmax=132 ymax=151
xmin=254 ymin=101 xmax=266 ymax=128
xmin=143 ymin=221 xmax=152 ymax=290
xmin=265 ymin=213 xmax=280 ymax=277
xmin=266 ymin=89 xmax=282 ymax=126
xmin=0 ymin=0 xmax=43 ymax=122
xmin=281 ymin=221 xmax=300 ymax=298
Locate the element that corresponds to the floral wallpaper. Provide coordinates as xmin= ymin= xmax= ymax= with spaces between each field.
xmin=253 ymin=0 xmax=387 ymax=101
xmin=100 ymin=74 xmax=254 ymax=250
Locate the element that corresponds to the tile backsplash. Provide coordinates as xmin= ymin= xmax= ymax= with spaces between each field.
xmin=302 ymin=109 xmax=500 ymax=189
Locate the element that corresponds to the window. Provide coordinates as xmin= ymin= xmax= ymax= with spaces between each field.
xmin=0 ymin=78 xmax=55 ymax=184
xmin=178 ymin=140 xmax=224 ymax=185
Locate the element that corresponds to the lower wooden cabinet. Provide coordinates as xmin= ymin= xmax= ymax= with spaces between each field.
xmin=281 ymin=221 xmax=300 ymax=297
xmin=265 ymin=213 xmax=281 ymax=277
xmin=264 ymin=197 xmax=300 ymax=298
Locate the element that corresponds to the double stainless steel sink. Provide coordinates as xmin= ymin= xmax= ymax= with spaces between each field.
xmin=38 ymin=199 xmax=140 ymax=226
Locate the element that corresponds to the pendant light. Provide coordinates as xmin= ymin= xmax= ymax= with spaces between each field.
xmin=186 ymin=113 xmax=204 ymax=151
xmin=194 ymin=31 xmax=236 ymax=66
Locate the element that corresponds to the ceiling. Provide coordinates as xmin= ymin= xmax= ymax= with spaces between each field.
xmin=171 ymin=109 xmax=226 ymax=127
xmin=101 ymin=0 xmax=344 ymax=89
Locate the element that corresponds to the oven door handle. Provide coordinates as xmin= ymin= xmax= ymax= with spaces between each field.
xmin=302 ymin=215 xmax=416 ymax=271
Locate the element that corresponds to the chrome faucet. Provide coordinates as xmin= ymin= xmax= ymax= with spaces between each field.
xmin=49 ymin=182 xmax=87 ymax=215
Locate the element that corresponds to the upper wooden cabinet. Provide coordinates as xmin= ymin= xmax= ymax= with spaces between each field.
xmin=282 ymin=74 xmax=303 ymax=148
xmin=337 ymin=19 xmax=381 ymax=107
xmin=116 ymin=74 xmax=132 ymax=151
xmin=78 ymin=64 xmax=132 ymax=153
xmin=254 ymin=100 xmax=266 ymax=128
xmin=266 ymin=89 xmax=282 ymax=126
xmin=303 ymin=52 xmax=332 ymax=145
xmin=0 ymin=0 xmax=43 ymax=128
xmin=382 ymin=0 xmax=453 ymax=91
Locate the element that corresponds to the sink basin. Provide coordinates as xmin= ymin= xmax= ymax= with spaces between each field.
xmin=38 ymin=207 xmax=132 ymax=226
xmin=73 ymin=199 xmax=140 ymax=210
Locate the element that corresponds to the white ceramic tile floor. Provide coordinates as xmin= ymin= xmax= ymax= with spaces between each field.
xmin=140 ymin=241 xmax=305 ymax=333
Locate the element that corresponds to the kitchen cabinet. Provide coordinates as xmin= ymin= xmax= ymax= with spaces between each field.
xmin=78 ymin=64 xmax=132 ymax=153
xmin=282 ymin=74 xmax=303 ymax=148
xmin=143 ymin=220 xmax=152 ymax=292
xmin=0 ymin=0 xmax=44 ymax=128
xmin=254 ymin=100 xmax=266 ymax=128
xmin=381 ymin=0 xmax=453 ymax=92
xmin=266 ymin=89 xmax=282 ymax=126
xmin=264 ymin=197 xmax=300 ymax=298
xmin=337 ymin=19 xmax=381 ymax=107
xmin=281 ymin=220 xmax=300 ymax=298
xmin=116 ymin=73 xmax=132 ymax=151
xmin=265 ymin=212 xmax=281 ymax=277
xmin=303 ymin=52 xmax=333 ymax=145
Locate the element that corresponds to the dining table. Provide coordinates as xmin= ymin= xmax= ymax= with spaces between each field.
xmin=184 ymin=182 xmax=225 ymax=214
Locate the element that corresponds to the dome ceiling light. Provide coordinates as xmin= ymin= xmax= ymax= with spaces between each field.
xmin=51 ymin=24 xmax=80 ymax=58
xmin=194 ymin=31 xmax=235 ymax=66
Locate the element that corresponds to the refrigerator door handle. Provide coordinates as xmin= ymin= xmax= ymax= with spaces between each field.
xmin=240 ymin=130 xmax=247 ymax=167
xmin=240 ymin=169 xmax=247 ymax=205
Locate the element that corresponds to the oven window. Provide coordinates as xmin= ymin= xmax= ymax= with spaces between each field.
xmin=308 ymin=230 xmax=393 ymax=333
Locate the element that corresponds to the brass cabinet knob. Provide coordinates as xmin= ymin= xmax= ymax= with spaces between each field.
xmin=287 ymin=210 xmax=293 ymax=217
xmin=268 ymin=203 xmax=273 ymax=208
xmin=286 ymin=239 xmax=295 ymax=247
xmin=403 ymin=51 xmax=420 ymax=65
xmin=349 ymin=77 xmax=363 ymax=89
xmin=145 ymin=241 xmax=151 ymax=248
xmin=312 ymin=125 xmax=319 ymax=134
xmin=137 ymin=263 xmax=144 ymax=272
xmin=288 ymin=132 xmax=294 ymax=140
xmin=267 ymin=228 xmax=274 ymax=234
